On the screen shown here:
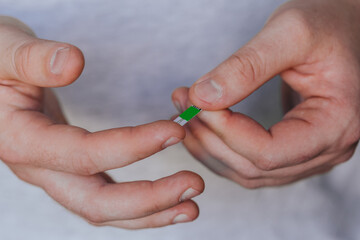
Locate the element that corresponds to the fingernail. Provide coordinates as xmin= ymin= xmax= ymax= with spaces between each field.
xmin=50 ymin=47 xmax=70 ymax=74
xmin=179 ymin=188 xmax=200 ymax=202
xmin=173 ymin=101 xmax=182 ymax=113
xmin=162 ymin=137 xmax=181 ymax=149
xmin=194 ymin=79 xmax=222 ymax=103
xmin=173 ymin=214 xmax=190 ymax=224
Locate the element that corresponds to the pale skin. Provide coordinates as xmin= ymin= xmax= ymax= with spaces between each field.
xmin=2 ymin=0 xmax=360 ymax=230
xmin=0 ymin=16 xmax=205 ymax=229
xmin=173 ymin=0 xmax=360 ymax=188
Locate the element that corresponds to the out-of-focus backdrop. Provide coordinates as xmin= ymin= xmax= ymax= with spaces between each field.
xmin=0 ymin=1 xmax=359 ymax=239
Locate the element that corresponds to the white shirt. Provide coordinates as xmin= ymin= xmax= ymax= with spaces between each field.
xmin=1 ymin=1 xmax=359 ymax=239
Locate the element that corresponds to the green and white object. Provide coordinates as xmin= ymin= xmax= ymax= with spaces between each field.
xmin=174 ymin=105 xmax=202 ymax=126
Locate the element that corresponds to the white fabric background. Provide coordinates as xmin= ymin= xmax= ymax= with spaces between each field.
xmin=0 ymin=0 xmax=359 ymax=239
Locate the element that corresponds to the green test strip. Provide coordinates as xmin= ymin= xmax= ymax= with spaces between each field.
xmin=173 ymin=105 xmax=201 ymax=126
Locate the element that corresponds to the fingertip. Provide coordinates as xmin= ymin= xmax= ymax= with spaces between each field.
xmin=48 ymin=43 xmax=85 ymax=87
xmin=103 ymin=200 xmax=201 ymax=229
xmin=188 ymin=74 xmax=226 ymax=110
xmin=171 ymin=87 xmax=188 ymax=100
xmin=171 ymin=87 xmax=189 ymax=111
xmin=54 ymin=44 xmax=84 ymax=86
xmin=188 ymin=84 xmax=206 ymax=108
xmin=173 ymin=170 xmax=205 ymax=196
xmin=157 ymin=120 xmax=186 ymax=140
xmin=172 ymin=87 xmax=203 ymax=113
xmin=141 ymin=120 xmax=186 ymax=150
xmin=172 ymin=200 xmax=200 ymax=224
xmin=185 ymin=200 xmax=200 ymax=221
xmin=153 ymin=170 xmax=205 ymax=205
xmin=188 ymin=83 xmax=223 ymax=111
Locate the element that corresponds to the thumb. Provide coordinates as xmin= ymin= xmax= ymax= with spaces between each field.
xmin=189 ymin=12 xmax=314 ymax=110
xmin=0 ymin=16 xmax=84 ymax=87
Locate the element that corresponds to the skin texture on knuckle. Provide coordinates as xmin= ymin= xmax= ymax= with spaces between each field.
xmin=57 ymin=132 xmax=100 ymax=175
xmin=82 ymin=210 xmax=107 ymax=225
xmin=229 ymin=47 xmax=265 ymax=87
xmin=147 ymin=181 xmax=164 ymax=214
xmin=12 ymin=39 xmax=38 ymax=82
xmin=253 ymin=153 xmax=279 ymax=171
xmin=255 ymin=159 xmax=276 ymax=171
xmin=77 ymin=191 xmax=108 ymax=225
xmin=73 ymin=143 xmax=101 ymax=176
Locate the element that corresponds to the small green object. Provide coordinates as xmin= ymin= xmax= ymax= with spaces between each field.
xmin=179 ymin=106 xmax=201 ymax=121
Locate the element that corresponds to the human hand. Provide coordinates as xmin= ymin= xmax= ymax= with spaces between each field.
xmin=0 ymin=16 xmax=204 ymax=228
xmin=172 ymin=0 xmax=360 ymax=188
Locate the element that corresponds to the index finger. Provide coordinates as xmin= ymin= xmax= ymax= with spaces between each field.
xmin=0 ymin=111 xmax=185 ymax=175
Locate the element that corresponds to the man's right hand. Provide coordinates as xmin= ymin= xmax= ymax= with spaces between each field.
xmin=0 ymin=16 xmax=204 ymax=229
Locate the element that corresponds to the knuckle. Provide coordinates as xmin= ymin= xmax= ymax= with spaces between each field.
xmin=79 ymin=192 xmax=108 ymax=224
xmin=148 ymin=181 xmax=162 ymax=213
xmin=255 ymin=160 xmax=277 ymax=171
xmin=279 ymin=8 xmax=314 ymax=41
xmin=74 ymin=152 xmax=100 ymax=175
xmin=122 ymin=180 xmax=161 ymax=216
xmin=81 ymin=204 xmax=106 ymax=224
xmin=73 ymin=135 xmax=101 ymax=175
xmin=13 ymin=39 xmax=36 ymax=81
xmin=230 ymin=46 xmax=264 ymax=83
xmin=254 ymin=154 xmax=278 ymax=171
xmin=233 ymin=160 xmax=263 ymax=180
